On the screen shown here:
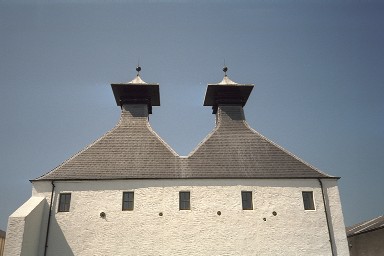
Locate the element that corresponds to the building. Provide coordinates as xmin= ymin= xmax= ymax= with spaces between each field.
xmin=0 ymin=230 xmax=5 ymax=256
xmin=347 ymin=215 xmax=384 ymax=256
xmin=4 ymin=67 xmax=349 ymax=255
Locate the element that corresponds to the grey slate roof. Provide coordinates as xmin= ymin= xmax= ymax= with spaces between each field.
xmin=35 ymin=104 xmax=332 ymax=180
xmin=182 ymin=105 xmax=331 ymax=179
xmin=35 ymin=104 xmax=180 ymax=180
xmin=346 ymin=215 xmax=384 ymax=237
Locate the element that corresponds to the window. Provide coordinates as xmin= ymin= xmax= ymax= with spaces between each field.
xmin=179 ymin=191 xmax=190 ymax=210
xmin=242 ymin=191 xmax=253 ymax=210
xmin=58 ymin=193 xmax=71 ymax=212
xmin=302 ymin=191 xmax=315 ymax=210
xmin=122 ymin=192 xmax=134 ymax=211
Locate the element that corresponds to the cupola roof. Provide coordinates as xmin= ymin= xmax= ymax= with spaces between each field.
xmin=203 ymin=66 xmax=254 ymax=114
xmin=111 ymin=66 xmax=160 ymax=114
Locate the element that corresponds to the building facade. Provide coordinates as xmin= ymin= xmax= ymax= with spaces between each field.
xmin=4 ymin=68 xmax=349 ymax=255
xmin=347 ymin=215 xmax=384 ymax=256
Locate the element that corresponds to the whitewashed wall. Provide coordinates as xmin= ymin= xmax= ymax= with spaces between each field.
xmin=25 ymin=179 xmax=349 ymax=256
xmin=4 ymin=196 xmax=46 ymax=256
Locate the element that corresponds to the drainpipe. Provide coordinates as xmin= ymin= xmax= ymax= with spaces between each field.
xmin=318 ymin=179 xmax=335 ymax=256
xmin=44 ymin=181 xmax=55 ymax=256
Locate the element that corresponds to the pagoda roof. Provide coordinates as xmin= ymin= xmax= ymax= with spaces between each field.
xmin=33 ymin=70 xmax=334 ymax=181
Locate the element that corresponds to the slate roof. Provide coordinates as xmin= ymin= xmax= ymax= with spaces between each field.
xmin=182 ymin=105 xmax=332 ymax=179
xmin=34 ymin=74 xmax=334 ymax=181
xmin=346 ymin=215 xmax=384 ymax=237
xmin=35 ymin=104 xmax=180 ymax=180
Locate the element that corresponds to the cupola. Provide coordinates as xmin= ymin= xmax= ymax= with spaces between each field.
xmin=203 ymin=66 xmax=254 ymax=114
xmin=111 ymin=66 xmax=160 ymax=114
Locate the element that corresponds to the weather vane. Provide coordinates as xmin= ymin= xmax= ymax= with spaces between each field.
xmin=136 ymin=59 xmax=141 ymax=76
xmin=223 ymin=59 xmax=228 ymax=77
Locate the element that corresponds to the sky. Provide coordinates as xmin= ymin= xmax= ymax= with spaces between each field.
xmin=0 ymin=0 xmax=383 ymax=231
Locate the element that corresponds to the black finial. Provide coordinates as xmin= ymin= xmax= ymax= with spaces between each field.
xmin=136 ymin=66 xmax=141 ymax=76
xmin=223 ymin=66 xmax=228 ymax=76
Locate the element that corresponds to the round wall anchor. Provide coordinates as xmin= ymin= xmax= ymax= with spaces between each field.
xmin=100 ymin=212 xmax=106 ymax=218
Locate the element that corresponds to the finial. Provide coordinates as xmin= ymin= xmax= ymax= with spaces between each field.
xmin=223 ymin=66 xmax=228 ymax=77
xmin=136 ymin=65 xmax=141 ymax=76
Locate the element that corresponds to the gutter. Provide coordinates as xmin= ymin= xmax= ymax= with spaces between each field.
xmin=44 ymin=181 xmax=55 ymax=256
xmin=318 ymin=178 xmax=336 ymax=256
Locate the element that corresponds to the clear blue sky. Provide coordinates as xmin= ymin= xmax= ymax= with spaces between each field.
xmin=0 ymin=0 xmax=383 ymax=231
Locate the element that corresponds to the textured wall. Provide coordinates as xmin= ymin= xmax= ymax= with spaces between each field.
xmin=322 ymin=179 xmax=350 ymax=254
xmin=29 ymin=179 xmax=349 ymax=256
xmin=4 ymin=197 xmax=46 ymax=256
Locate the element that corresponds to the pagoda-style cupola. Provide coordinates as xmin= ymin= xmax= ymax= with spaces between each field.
xmin=204 ymin=66 xmax=254 ymax=114
xmin=111 ymin=66 xmax=160 ymax=114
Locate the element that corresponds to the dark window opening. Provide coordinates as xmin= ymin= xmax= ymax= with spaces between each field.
xmin=242 ymin=191 xmax=253 ymax=210
xmin=302 ymin=191 xmax=315 ymax=210
xmin=122 ymin=192 xmax=134 ymax=211
xmin=58 ymin=193 xmax=71 ymax=212
xmin=179 ymin=191 xmax=190 ymax=210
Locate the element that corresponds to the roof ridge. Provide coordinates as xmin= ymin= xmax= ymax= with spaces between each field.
xmin=146 ymin=122 xmax=179 ymax=157
xmin=242 ymin=121 xmax=334 ymax=178
xmin=187 ymin=121 xmax=220 ymax=158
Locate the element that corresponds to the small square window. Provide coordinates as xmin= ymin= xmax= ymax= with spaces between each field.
xmin=179 ymin=191 xmax=190 ymax=210
xmin=122 ymin=192 xmax=134 ymax=211
xmin=242 ymin=191 xmax=253 ymax=210
xmin=58 ymin=193 xmax=71 ymax=212
xmin=302 ymin=191 xmax=315 ymax=210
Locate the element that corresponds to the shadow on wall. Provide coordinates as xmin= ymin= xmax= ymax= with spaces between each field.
xmin=46 ymin=179 xmax=332 ymax=193
xmin=46 ymin=217 xmax=74 ymax=256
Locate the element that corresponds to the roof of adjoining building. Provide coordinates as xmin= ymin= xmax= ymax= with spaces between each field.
xmin=0 ymin=229 xmax=5 ymax=238
xmin=33 ymin=70 xmax=334 ymax=181
xmin=346 ymin=215 xmax=384 ymax=237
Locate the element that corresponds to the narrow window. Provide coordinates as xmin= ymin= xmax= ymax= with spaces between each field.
xmin=302 ymin=191 xmax=315 ymax=210
xmin=242 ymin=191 xmax=253 ymax=210
xmin=179 ymin=191 xmax=190 ymax=210
xmin=122 ymin=192 xmax=134 ymax=211
xmin=58 ymin=193 xmax=71 ymax=212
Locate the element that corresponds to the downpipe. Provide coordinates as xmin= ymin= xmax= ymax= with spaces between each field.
xmin=44 ymin=181 xmax=55 ymax=256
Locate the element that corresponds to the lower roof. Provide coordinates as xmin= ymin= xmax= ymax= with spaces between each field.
xmin=346 ymin=215 xmax=384 ymax=237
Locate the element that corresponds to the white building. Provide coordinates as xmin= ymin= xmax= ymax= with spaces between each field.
xmin=5 ymin=67 xmax=349 ymax=255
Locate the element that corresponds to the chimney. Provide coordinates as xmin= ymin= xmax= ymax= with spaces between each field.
xmin=203 ymin=66 xmax=254 ymax=125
